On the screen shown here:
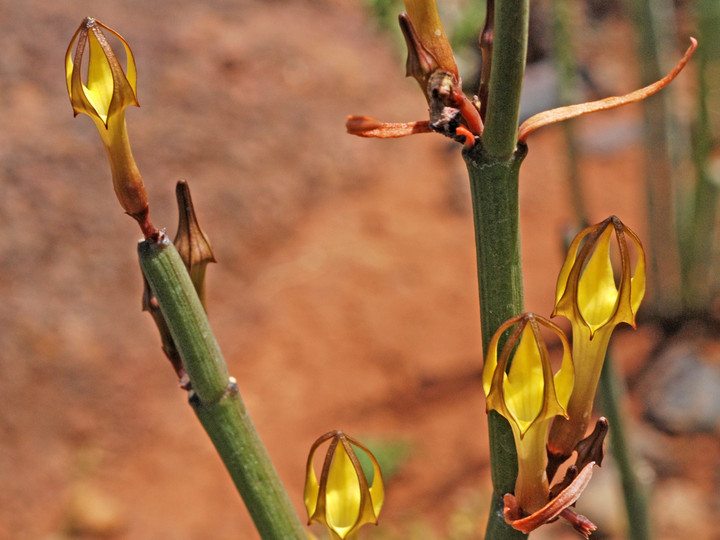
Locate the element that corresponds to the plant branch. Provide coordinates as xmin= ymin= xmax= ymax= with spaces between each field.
xmin=482 ymin=0 xmax=529 ymax=159
xmin=598 ymin=353 xmax=650 ymax=540
xmin=138 ymin=234 xmax=305 ymax=539
xmin=465 ymin=3 xmax=529 ymax=538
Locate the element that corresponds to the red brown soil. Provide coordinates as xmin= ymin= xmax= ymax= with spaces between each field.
xmin=1 ymin=1 xmax=717 ymax=539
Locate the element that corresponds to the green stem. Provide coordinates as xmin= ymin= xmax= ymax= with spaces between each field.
xmin=467 ymin=2 xmax=529 ymax=538
xmin=138 ymin=234 xmax=305 ymax=540
xmin=628 ymin=0 xmax=683 ymax=313
xmin=598 ymin=353 xmax=650 ymax=540
xmin=687 ymin=0 xmax=720 ymax=309
xmin=550 ymin=0 xmax=588 ymax=228
xmin=482 ymin=0 xmax=529 ymax=159
xmin=466 ymin=147 xmax=527 ymax=540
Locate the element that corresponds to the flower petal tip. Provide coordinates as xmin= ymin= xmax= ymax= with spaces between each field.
xmin=504 ymin=462 xmax=596 ymax=535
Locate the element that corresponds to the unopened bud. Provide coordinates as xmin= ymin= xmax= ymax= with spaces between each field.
xmin=173 ymin=180 xmax=216 ymax=308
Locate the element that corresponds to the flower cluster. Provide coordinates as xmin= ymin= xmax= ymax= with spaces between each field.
xmin=483 ymin=217 xmax=646 ymax=536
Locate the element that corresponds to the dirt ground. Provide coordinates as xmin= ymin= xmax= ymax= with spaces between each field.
xmin=1 ymin=1 xmax=718 ymax=539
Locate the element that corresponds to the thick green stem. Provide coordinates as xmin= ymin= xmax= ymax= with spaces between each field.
xmin=598 ymin=354 xmax=650 ymax=540
xmin=468 ymin=2 xmax=529 ymax=538
xmin=138 ymin=235 xmax=305 ymax=539
xmin=466 ymin=146 xmax=527 ymax=540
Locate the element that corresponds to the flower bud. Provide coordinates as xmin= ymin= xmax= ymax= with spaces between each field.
xmin=548 ymin=216 xmax=645 ymax=460
xmin=66 ymin=17 xmax=151 ymax=229
xmin=304 ymin=431 xmax=384 ymax=539
xmin=173 ymin=180 xmax=216 ymax=309
xmin=402 ymin=0 xmax=458 ymax=81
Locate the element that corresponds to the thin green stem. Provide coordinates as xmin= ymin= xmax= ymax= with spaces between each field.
xmin=598 ymin=353 xmax=650 ymax=540
xmin=687 ymin=0 xmax=720 ymax=309
xmin=467 ymin=2 xmax=529 ymax=538
xmin=550 ymin=0 xmax=588 ymax=228
xmin=138 ymin=234 xmax=305 ymax=540
xmin=628 ymin=0 xmax=683 ymax=313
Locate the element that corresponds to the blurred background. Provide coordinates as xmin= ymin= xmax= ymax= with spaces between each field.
xmin=2 ymin=0 xmax=719 ymax=538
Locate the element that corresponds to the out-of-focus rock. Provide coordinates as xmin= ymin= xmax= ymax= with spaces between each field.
xmin=652 ymin=479 xmax=711 ymax=540
xmin=642 ymin=339 xmax=720 ymax=434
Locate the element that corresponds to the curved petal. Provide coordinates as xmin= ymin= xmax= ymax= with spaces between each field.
xmin=624 ymin=226 xmax=647 ymax=321
xmin=553 ymin=225 xmax=591 ymax=318
xmin=577 ymin=227 xmax=619 ymax=331
xmin=325 ymin=441 xmax=364 ymax=538
xmin=346 ymin=436 xmax=384 ymax=524
xmin=86 ymin=25 xmax=115 ymax=123
xmin=305 ymin=431 xmax=337 ymax=522
xmin=504 ymin=325 xmax=546 ymax=435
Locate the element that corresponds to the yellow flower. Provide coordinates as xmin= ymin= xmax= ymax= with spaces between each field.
xmin=548 ymin=216 xmax=645 ymax=460
xmin=483 ymin=313 xmax=574 ymax=514
xmin=66 ymin=17 xmax=153 ymax=233
xmin=304 ymin=431 xmax=384 ymax=540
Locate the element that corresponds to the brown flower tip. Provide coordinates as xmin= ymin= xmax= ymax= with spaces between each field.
xmin=504 ymin=461 xmax=597 ymax=535
xmin=518 ymin=38 xmax=697 ymax=142
xmin=174 ymin=180 xmax=216 ymax=308
xmin=548 ymin=417 xmax=608 ymax=486
xmin=561 ymin=508 xmax=598 ymax=539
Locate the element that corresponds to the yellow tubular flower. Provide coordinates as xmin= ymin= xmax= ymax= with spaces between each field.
xmin=66 ymin=17 xmax=152 ymax=231
xmin=548 ymin=216 xmax=646 ymax=460
xmin=304 ymin=431 xmax=384 ymax=540
xmin=483 ymin=313 xmax=574 ymax=514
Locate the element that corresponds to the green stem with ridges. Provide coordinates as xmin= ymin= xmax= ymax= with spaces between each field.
xmin=467 ymin=2 xmax=529 ymax=538
xmin=466 ymin=145 xmax=527 ymax=540
xmin=481 ymin=0 xmax=529 ymax=159
xmin=138 ymin=234 xmax=305 ymax=540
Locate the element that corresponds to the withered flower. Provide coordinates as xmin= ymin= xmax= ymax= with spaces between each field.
xmin=347 ymin=0 xmax=482 ymax=146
